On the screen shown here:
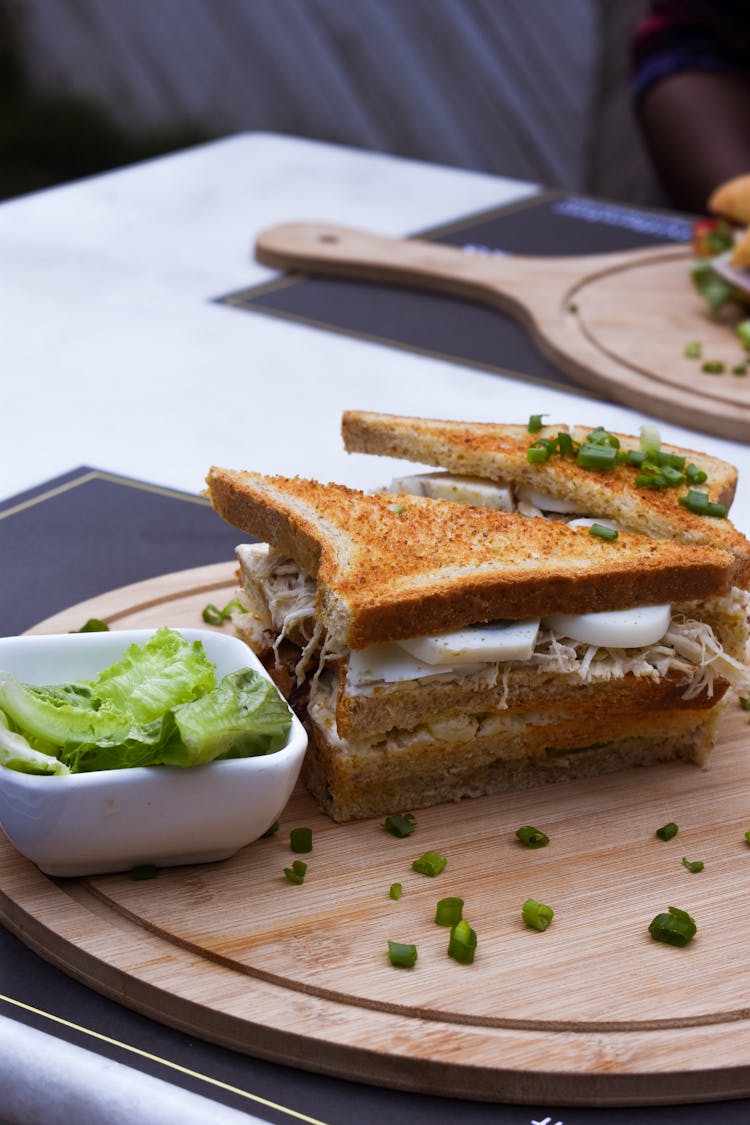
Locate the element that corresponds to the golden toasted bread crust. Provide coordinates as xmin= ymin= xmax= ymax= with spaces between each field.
xmin=341 ymin=410 xmax=749 ymax=584
xmin=708 ymin=174 xmax=750 ymax=225
xmin=207 ymin=468 xmax=732 ymax=650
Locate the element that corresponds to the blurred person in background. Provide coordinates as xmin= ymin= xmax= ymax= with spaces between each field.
xmin=632 ymin=0 xmax=750 ymax=213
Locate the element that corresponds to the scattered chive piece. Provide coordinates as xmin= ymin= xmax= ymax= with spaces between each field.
xmin=201 ymin=599 xmax=246 ymax=626
xmin=737 ymin=319 xmax=750 ymax=350
xmin=656 ymin=821 xmax=679 ymax=841
xmin=624 ymin=449 xmax=647 ymax=467
xmin=639 ymin=423 xmax=661 ymax=453
xmin=648 ymin=905 xmax=697 ymax=947
xmin=739 ymin=697 xmax=750 ymax=711
xmin=448 ymin=919 xmax=477 ymax=964
xmin=556 ymin=431 xmax=577 ymax=456
xmin=685 ymin=463 xmax=708 ymax=485
xmin=692 ymin=259 xmax=733 ymax=313
xmin=649 ymin=450 xmax=687 ymax=471
xmin=261 ymin=820 xmax=280 ymax=838
xmin=682 ymin=856 xmax=704 ymax=873
xmin=389 ymin=882 xmax=403 ymax=901
xmin=678 ymin=490 xmax=727 ymax=518
xmin=744 ymin=830 xmax=750 ymax=846
xmin=522 ymin=898 xmax=554 ymax=932
xmin=701 ymin=360 xmax=725 ymax=374
xmin=527 ymin=413 xmax=547 ymax=433
xmin=589 ymin=523 xmax=619 ymax=541
xmin=515 ymin=825 xmax=550 ymax=848
xmin=684 ymin=340 xmax=702 ymax=358
xmin=659 ymin=465 xmax=686 ymax=488
xmin=576 ymin=443 xmax=618 ymax=471
xmin=411 ymin=850 xmax=447 ymax=877
xmin=586 ymin=426 xmax=620 ymax=449
xmin=290 ymin=827 xmax=313 ymax=853
xmin=435 ymin=897 xmax=464 ymax=926
xmin=733 ymin=364 xmax=748 ymax=375
xmin=129 ymin=864 xmax=158 ymax=881
xmin=387 ymin=940 xmax=417 ymax=968
xmin=567 ymin=302 xmax=579 ymax=314
xmin=283 ymin=859 xmax=307 ymax=884
xmin=76 ymin=618 xmax=109 ymax=633
xmin=384 ymin=813 xmax=416 ymax=838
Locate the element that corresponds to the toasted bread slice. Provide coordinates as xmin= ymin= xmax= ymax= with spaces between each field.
xmin=341 ymin=410 xmax=750 ymax=585
xmin=708 ymin=174 xmax=750 ymax=225
xmin=207 ymin=468 xmax=732 ymax=650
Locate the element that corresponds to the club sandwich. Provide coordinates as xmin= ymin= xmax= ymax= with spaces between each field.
xmin=206 ymin=465 xmax=749 ymax=821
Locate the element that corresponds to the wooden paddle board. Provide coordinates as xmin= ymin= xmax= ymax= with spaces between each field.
xmin=255 ymin=222 xmax=750 ymax=442
xmin=3 ymin=563 xmax=750 ymax=1106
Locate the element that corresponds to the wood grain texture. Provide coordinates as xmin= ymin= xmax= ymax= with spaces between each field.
xmin=4 ymin=563 xmax=750 ymax=1105
xmin=255 ymin=222 xmax=750 ymax=441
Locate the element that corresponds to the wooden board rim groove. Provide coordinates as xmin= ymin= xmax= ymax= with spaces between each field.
xmin=5 ymin=563 xmax=750 ymax=1106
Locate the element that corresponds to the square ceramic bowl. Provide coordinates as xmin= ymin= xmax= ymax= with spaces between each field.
xmin=0 ymin=628 xmax=307 ymax=877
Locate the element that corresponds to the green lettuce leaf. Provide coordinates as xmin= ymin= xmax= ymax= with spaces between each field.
xmin=0 ymin=710 xmax=70 ymax=775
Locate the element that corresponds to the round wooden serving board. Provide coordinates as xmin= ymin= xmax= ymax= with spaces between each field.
xmin=256 ymin=222 xmax=750 ymax=442
xmin=3 ymin=563 xmax=750 ymax=1105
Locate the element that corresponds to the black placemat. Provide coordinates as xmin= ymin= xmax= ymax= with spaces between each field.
xmin=218 ymin=193 xmax=693 ymax=396
xmin=0 ymin=468 xmax=744 ymax=1124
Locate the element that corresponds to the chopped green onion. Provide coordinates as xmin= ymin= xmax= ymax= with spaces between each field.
xmin=522 ymin=898 xmax=554 ymax=932
xmin=586 ymin=426 xmax=620 ymax=449
xmin=589 ymin=523 xmax=619 ymax=541
xmin=527 ymin=443 xmax=551 ymax=464
xmin=387 ymin=940 xmax=417 ymax=968
xmin=691 ymin=259 xmax=734 ymax=313
xmin=515 ymin=825 xmax=550 ymax=848
xmin=201 ymin=599 xmax=246 ymax=626
xmin=685 ymin=463 xmax=708 ymax=485
xmin=703 ymin=220 xmax=735 ymax=255
xmin=656 ymin=822 xmax=678 ymax=841
xmin=682 ymin=856 xmax=704 ymax=873
xmin=129 ymin=864 xmax=158 ymax=881
xmin=283 ymin=859 xmax=307 ymax=884
xmin=635 ymin=472 xmax=667 ymax=490
xmin=290 ymin=827 xmax=313 ymax=853
xmin=678 ymin=490 xmax=727 ymax=518
xmin=732 ymin=364 xmax=748 ymax=375
xmin=737 ymin=320 xmax=750 ymax=350
xmin=659 ymin=465 xmax=686 ymax=488
xmin=649 ymin=450 xmax=687 ymax=471
xmin=567 ymin=302 xmax=579 ymax=314
xmin=701 ymin=360 xmax=725 ymax=374
xmin=740 ymin=696 xmax=750 ymax=711
xmin=624 ymin=449 xmax=647 ymax=467
xmin=448 ymin=919 xmax=477 ymax=964
xmin=528 ymin=413 xmax=547 ymax=433
xmin=684 ymin=340 xmax=702 ymax=358
xmin=435 ymin=897 xmax=464 ymax=926
xmin=412 ymin=850 xmax=447 ymax=877
xmin=389 ymin=882 xmax=403 ymax=901
xmin=261 ymin=820 xmax=280 ymax=838
xmin=384 ymin=813 xmax=416 ymax=838
xmin=639 ymin=423 xmax=661 ymax=453
xmin=556 ymin=431 xmax=577 ymax=456
xmin=576 ymin=442 xmax=618 ymax=471
xmin=75 ymin=618 xmax=109 ymax=633
xmin=648 ymin=905 xmax=697 ymax=947
xmin=745 ymin=830 xmax=750 ymax=846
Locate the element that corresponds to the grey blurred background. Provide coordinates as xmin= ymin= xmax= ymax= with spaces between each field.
xmin=0 ymin=0 xmax=658 ymax=203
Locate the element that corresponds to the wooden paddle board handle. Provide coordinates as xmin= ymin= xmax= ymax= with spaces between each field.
xmin=254 ymin=221 xmax=550 ymax=313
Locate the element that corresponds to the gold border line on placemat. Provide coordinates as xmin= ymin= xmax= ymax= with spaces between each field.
xmin=0 ymin=993 xmax=330 ymax=1125
xmin=0 ymin=470 xmax=211 ymax=523
xmin=219 ymin=190 xmax=599 ymax=400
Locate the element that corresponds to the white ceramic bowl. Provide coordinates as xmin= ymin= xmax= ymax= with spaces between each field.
xmin=0 ymin=628 xmax=307 ymax=877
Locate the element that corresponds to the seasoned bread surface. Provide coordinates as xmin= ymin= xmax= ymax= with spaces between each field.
xmin=341 ymin=410 xmax=749 ymax=584
xmin=207 ymin=468 xmax=732 ymax=650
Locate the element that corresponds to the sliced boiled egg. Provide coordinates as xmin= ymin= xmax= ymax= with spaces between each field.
xmin=389 ymin=473 xmax=514 ymax=511
xmin=398 ymin=619 xmax=541 ymax=665
xmin=347 ymin=643 xmax=484 ymax=686
xmin=545 ymin=604 xmax=671 ymax=648
xmin=518 ymin=486 xmax=580 ymax=514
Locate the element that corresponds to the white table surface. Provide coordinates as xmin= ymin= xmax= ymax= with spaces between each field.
xmin=3 ymin=130 xmax=749 ymax=533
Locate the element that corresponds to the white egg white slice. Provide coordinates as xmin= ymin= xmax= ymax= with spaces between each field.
xmin=347 ymin=643 xmax=484 ymax=686
xmin=567 ymin=517 xmax=624 ymax=531
xmin=398 ymin=619 xmax=541 ymax=666
xmin=545 ymin=604 xmax=671 ymax=648
xmin=518 ymin=486 xmax=580 ymax=514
